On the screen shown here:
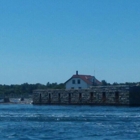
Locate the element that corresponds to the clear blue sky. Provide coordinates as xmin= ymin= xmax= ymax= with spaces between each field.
xmin=0 ymin=0 xmax=140 ymax=84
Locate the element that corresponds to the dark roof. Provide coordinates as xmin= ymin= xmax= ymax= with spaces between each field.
xmin=65 ymin=74 xmax=101 ymax=85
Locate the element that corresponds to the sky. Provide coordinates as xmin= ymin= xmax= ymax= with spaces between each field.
xmin=0 ymin=0 xmax=140 ymax=85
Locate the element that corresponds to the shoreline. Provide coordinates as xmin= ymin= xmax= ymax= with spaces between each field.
xmin=0 ymin=98 xmax=33 ymax=104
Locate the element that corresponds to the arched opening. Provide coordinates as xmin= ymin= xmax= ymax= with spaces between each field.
xmin=90 ymin=92 xmax=94 ymax=102
xmin=48 ymin=93 xmax=51 ymax=104
xmin=115 ymin=91 xmax=119 ymax=102
xmin=58 ymin=93 xmax=61 ymax=103
xmin=102 ymin=92 xmax=106 ymax=102
xmin=68 ymin=93 xmax=71 ymax=104
xmin=79 ymin=93 xmax=82 ymax=103
xmin=39 ymin=93 xmax=42 ymax=104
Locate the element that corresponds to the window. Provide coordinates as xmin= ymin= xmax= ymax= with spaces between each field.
xmin=79 ymin=87 xmax=81 ymax=89
xmin=72 ymin=80 xmax=75 ymax=84
xmin=71 ymin=87 xmax=74 ymax=89
xmin=78 ymin=79 xmax=81 ymax=84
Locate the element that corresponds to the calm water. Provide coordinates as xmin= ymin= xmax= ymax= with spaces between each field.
xmin=0 ymin=105 xmax=140 ymax=140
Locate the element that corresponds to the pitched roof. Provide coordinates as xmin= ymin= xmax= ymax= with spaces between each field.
xmin=65 ymin=74 xmax=101 ymax=85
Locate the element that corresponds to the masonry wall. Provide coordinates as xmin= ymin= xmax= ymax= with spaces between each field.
xmin=33 ymin=86 xmax=130 ymax=105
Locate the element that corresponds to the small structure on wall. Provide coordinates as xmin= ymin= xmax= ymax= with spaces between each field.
xmin=65 ymin=71 xmax=101 ymax=89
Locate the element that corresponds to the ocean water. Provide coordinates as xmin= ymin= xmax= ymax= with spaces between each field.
xmin=0 ymin=105 xmax=140 ymax=140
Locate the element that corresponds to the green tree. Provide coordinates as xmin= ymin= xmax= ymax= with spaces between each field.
xmin=101 ymin=80 xmax=108 ymax=86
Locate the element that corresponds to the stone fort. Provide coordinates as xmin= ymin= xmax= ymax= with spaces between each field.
xmin=33 ymin=85 xmax=140 ymax=106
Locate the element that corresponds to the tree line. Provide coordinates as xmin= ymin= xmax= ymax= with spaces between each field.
xmin=101 ymin=80 xmax=140 ymax=86
xmin=0 ymin=82 xmax=65 ymax=95
xmin=0 ymin=81 xmax=139 ymax=95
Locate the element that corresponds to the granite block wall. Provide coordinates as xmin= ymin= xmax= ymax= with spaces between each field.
xmin=33 ymin=86 xmax=130 ymax=105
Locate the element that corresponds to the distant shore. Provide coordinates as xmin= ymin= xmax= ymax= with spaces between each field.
xmin=0 ymin=98 xmax=33 ymax=104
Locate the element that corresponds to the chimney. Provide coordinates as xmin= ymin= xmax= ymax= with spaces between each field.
xmin=76 ymin=71 xmax=78 ymax=75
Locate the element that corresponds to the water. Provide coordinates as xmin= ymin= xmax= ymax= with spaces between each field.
xmin=0 ymin=105 xmax=140 ymax=140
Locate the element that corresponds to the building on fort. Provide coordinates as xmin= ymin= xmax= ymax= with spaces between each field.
xmin=65 ymin=71 xmax=101 ymax=89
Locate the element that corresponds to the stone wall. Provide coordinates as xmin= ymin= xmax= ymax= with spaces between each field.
xmin=33 ymin=85 xmax=130 ymax=105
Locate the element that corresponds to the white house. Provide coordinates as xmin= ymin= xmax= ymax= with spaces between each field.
xmin=65 ymin=71 xmax=101 ymax=89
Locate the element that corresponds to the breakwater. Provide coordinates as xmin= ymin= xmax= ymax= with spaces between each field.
xmin=33 ymin=85 xmax=140 ymax=106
